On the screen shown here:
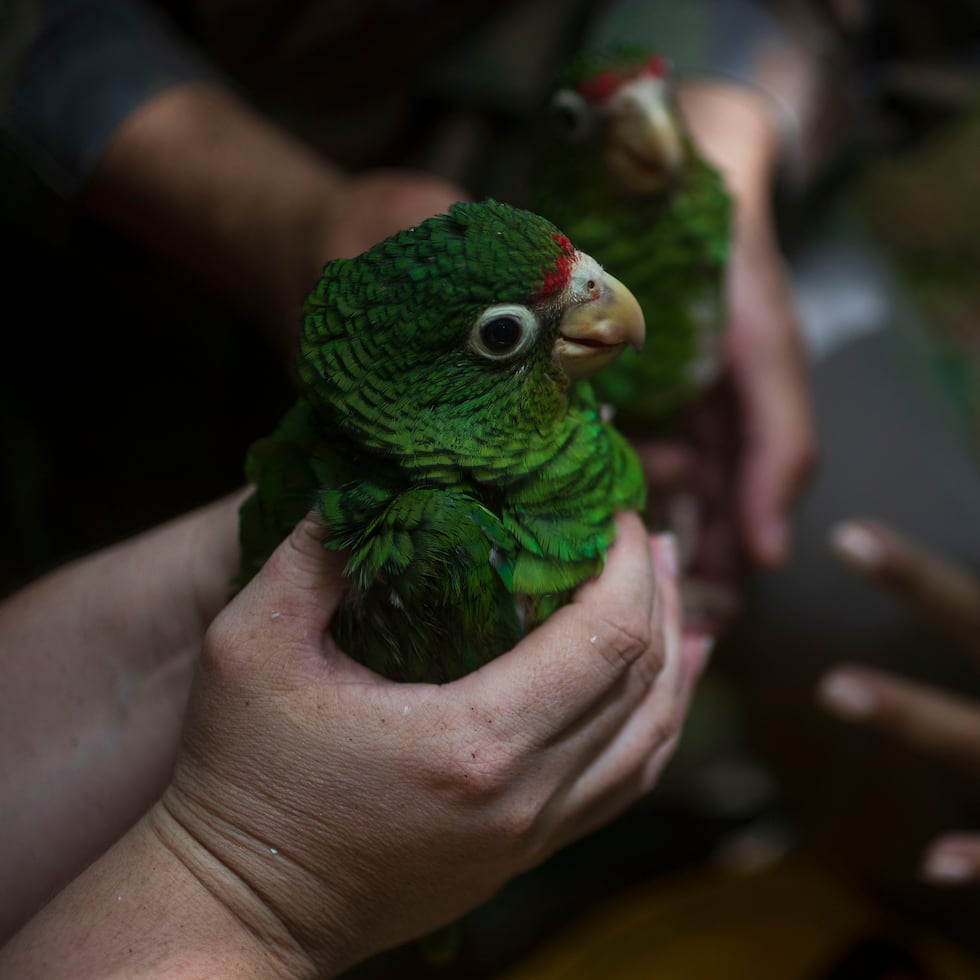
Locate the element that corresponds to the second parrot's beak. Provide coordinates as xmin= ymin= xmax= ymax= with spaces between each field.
xmin=556 ymin=270 xmax=645 ymax=381
xmin=606 ymin=77 xmax=685 ymax=194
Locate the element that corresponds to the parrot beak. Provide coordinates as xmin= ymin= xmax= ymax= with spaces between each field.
xmin=556 ymin=270 xmax=645 ymax=381
xmin=605 ymin=77 xmax=685 ymax=194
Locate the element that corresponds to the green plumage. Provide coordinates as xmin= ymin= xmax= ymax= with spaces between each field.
xmin=531 ymin=49 xmax=732 ymax=427
xmin=239 ymin=201 xmax=645 ymax=683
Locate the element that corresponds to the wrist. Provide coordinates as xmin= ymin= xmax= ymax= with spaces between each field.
xmin=159 ymin=770 xmax=359 ymax=978
xmin=146 ymin=801 xmax=318 ymax=979
xmin=677 ymin=81 xmax=781 ymax=228
xmin=84 ymin=84 xmax=347 ymax=340
xmin=0 ymin=810 xmax=310 ymax=979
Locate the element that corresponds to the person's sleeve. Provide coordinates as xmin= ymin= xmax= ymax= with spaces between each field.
xmin=2 ymin=0 xmax=215 ymax=192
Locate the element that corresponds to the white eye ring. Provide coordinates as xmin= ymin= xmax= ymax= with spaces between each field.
xmin=469 ymin=304 xmax=540 ymax=360
xmin=549 ymin=88 xmax=593 ymax=142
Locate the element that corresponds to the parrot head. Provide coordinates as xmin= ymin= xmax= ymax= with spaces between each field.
xmin=299 ymin=200 xmax=644 ymax=460
xmin=549 ymin=49 xmax=686 ymax=195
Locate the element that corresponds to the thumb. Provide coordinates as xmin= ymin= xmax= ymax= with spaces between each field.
xmin=240 ymin=512 xmax=349 ymax=632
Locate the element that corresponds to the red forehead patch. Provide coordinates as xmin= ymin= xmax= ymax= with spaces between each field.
xmin=645 ymin=55 xmax=668 ymax=78
xmin=578 ymin=70 xmax=623 ymax=104
xmin=578 ymin=55 xmax=668 ymax=103
xmin=536 ymin=233 xmax=576 ymax=301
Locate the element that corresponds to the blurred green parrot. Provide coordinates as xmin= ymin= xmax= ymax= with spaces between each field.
xmin=531 ymin=48 xmax=732 ymax=427
xmin=238 ymin=200 xmax=646 ymax=683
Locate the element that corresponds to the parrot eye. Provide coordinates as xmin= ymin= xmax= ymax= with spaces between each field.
xmin=549 ymin=89 xmax=592 ymax=142
xmin=470 ymin=304 xmax=539 ymax=361
xmin=482 ymin=316 xmax=522 ymax=351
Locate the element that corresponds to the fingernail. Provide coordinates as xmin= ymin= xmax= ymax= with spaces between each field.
xmin=816 ymin=671 xmax=876 ymax=720
xmin=657 ymin=533 xmax=678 ymax=577
xmin=830 ymin=522 xmax=884 ymax=571
xmin=922 ymin=850 xmax=977 ymax=886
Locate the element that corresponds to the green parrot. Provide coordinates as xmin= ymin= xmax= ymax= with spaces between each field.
xmin=239 ymin=200 xmax=647 ymax=683
xmin=530 ymin=48 xmax=732 ymax=428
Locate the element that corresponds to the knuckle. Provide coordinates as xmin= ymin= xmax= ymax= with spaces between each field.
xmin=433 ymin=731 xmax=549 ymax=860
xmin=491 ymin=795 xmax=544 ymax=856
xmin=592 ymin=613 xmax=653 ymax=672
xmin=441 ymin=734 xmax=522 ymax=807
xmin=201 ymin=609 xmax=239 ymax=665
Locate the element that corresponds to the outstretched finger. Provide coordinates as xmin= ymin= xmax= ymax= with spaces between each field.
xmin=831 ymin=520 xmax=980 ymax=662
xmin=818 ymin=665 xmax=980 ymax=776
xmin=921 ymin=832 xmax=980 ymax=887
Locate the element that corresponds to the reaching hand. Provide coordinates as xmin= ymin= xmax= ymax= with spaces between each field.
xmin=817 ymin=519 xmax=980 ymax=886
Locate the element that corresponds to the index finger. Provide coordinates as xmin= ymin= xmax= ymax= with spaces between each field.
xmin=819 ymin=665 xmax=980 ymax=777
xmin=831 ymin=520 xmax=980 ymax=663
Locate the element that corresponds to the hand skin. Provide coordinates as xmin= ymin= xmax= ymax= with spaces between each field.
xmin=0 ymin=489 xmax=246 ymax=943
xmin=817 ymin=519 xmax=980 ymax=886
xmin=0 ymin=511 xmax=708 ymax=978
xmin=83 ymin=83 xmax=468 ymax=355
xmin=649 ymin=83 xmax=816 ymax=585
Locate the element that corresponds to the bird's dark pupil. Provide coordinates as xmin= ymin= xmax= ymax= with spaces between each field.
xmin=481 ymin=316 xmax=522 ymax=352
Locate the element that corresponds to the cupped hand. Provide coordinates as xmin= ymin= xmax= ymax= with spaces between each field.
xmin=817 ymin=519 xmax=980 ymax=885
xmin=155 ymin=510 xmax=707 ymax=976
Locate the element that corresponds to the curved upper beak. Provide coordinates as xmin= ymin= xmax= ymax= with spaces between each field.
xmin=555 ymin=269 xmax=645 ymax=381
xmin=606 ymin=77 xmax=684 ymax=193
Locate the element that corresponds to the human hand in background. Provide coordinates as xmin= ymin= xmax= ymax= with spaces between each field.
xmin=1 ymin=511 xmax=709 ymax=978
xmin=635 ymin=82 xmax=815 ymax=633
xmin=682 ymin=82 xmax=815 ymax=568
xmin=85 ymin=84 xmax=467 ymax=357
xmin=817 ymin=519 xmax=980 ymax=886
xmin=313 ymin=167 xmax=469 ymax=262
